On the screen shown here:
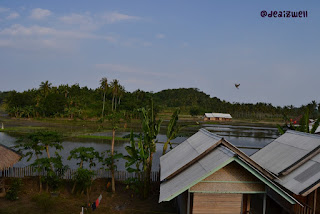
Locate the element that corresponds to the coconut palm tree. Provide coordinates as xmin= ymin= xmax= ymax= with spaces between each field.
xmin=39 ymin=81 xmax=52 ymax=98
xmin=110 ymin=79 xmax=119 ymax=111
xmin=99 ymin=77 xmax=108 ymax=118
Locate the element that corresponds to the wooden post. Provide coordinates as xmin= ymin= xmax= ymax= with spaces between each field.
xmin=187 ymin=190 xmax=190 ymax=214
xmin=263 ymin=194 xmax=267 ymax=214
xmin=313 ymin=189 xmax=317 ymax=214
xmin=247 ymin=194 xmax=251 ymax=212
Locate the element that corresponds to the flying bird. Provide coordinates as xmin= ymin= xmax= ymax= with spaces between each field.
xmin=235 ymin=84 xmax=240 ymax=89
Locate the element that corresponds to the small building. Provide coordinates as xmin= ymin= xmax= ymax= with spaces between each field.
xmin=204 ymin=113 xmax=232 ymax=121
xmin=0 ymin=144 xmax=21 ymax=197
xmin=159 ymin=129 xmax=298 ymax=214
xmin=252 ymin=130 xmax=320 ymax=214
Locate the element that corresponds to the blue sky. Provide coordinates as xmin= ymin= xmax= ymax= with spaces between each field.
xmin=0 ymin=1 xmax=319 ymax=107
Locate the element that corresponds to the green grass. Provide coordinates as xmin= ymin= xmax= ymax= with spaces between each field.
xmin=0 ymin=126 xmax=46 ymax=132
xmin=76 ymin=135 xmax=129 ymax=141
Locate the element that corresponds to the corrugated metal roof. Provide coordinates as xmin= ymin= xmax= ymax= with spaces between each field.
xmin=159 ymin=145 xmax=235 ymax=202
xmin=204 ymin=113 xmax=232 ymax=118
xmin=276 ymin=152 xmax=320 ymax=195
xmin=160 ymin=128 xmax=222 ymax=181
xmin=251 ymin=130 xmax=320 ymax=175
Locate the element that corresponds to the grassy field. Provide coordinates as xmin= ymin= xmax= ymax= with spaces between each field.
xmin=76 ymin=135 xmax=130 ymax=141
xmin=0 ymin=178 xmax=176 ymax=214
xmin=0 ymin=111 xmax=282 ymax=138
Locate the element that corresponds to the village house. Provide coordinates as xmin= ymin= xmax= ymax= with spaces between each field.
xmin=252 ymin=130 xmax=320 ymax=214
xmin=204 ymin=113 xmax=232 ymax=121
xmin=159 ymin=129 xmax=299 ymax=214
xmin=159 ymin=129 xmax=320 ymax=214
xmin=0 ymin=144 xmax=21 ymax=197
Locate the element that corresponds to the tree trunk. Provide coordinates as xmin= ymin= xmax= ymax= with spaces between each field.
xmin=36 ymin=155 xmax=42 ymax=192
xmin=39 ymin=175 xmax=42 ymax=192
xmin=111 ymin=128 xmax=116 ymax=193
xmin=46 ymin=146 xmax=50 ymax=159
xmin=46 ymin=146 xmax=54 ymax=171
xmin=144 ymin=152 xmax=153 ymax=199
xmin=102 ymin=92 xmax=106 ymax=118
xmin=112 ymin=96 xmax=114 ymax=111
xmin=71 ymin=182 xmax=76 ymax=194
xmin=86 ymin=187 xmax=90 ymax=204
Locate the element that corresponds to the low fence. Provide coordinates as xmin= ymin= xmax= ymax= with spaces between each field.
xmin=0 ymin=166 xmax=160 ymax=182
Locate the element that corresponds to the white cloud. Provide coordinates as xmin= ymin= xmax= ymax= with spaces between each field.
xmin=0 ymin=7 xmax=9 ymax=13
xmin=6 ymin=12 xmax=20 ymax=20
xmin=0 ymin=24 xmax=115 ymax=42
xmin=142 ymin=42 xmax=152 ymax=47
xmin=101 ymin=11 xmax=141 ymax=23
xmin=156 ymin=34 xmax=165 ymax=39
xmin=181 ymin=42 xmax=189 ymax=47
xmin=0 ymin=39 xmax=13 ymax=47
xmin=60 ymin=13 xmax=93 ymax=25
xmin=30 ymin=8 xmax=52 ymax=20
xmin=59 ymin=11 xmax=141 ymax=30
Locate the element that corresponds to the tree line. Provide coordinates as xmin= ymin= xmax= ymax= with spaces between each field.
xmin=1 ymin=79 xmax=320 ymax=120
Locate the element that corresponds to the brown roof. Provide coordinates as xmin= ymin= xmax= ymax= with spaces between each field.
xmin=0 ymin=144 xmax=21 ymax=170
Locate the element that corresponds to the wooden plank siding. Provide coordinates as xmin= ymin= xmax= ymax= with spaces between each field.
xmin=190 ymin=161 xmax=265 ymax=194
xmin=193 ymin=193 xmax=242 ymax=214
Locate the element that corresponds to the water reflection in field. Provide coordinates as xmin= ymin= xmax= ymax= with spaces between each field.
xmin=0 ymin=124 xmax=279 ymax=170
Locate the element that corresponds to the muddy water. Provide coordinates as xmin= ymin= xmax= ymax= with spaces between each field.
xmin=0 ymin=124 xmax=279 ymax=170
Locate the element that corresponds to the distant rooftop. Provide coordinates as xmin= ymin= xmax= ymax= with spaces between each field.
xmin=204 ymin=113 xmax=232 ymax=118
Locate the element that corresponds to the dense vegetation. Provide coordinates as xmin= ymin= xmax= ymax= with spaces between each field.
xmin=1 ymin=79 xmax=320 ymax=120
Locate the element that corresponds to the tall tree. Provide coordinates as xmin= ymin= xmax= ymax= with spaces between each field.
xmin=15 ymin=135 xmax=45 ymax=192
xmin=15 ymin=131 xmax=64 ymax=192
xmin=110 ymin=79 xmax=119 ymax=111
xmin=68 ymin=147 xmax=100 ymax=195
xmin=100 ymin=77 xmax=108 ymax=118
xmin=106 ymin=111 xmax=124 ymax=193
xmin=39 ymin=81 xmax=52 ymax=98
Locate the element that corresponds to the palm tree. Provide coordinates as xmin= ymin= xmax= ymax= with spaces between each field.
xmin=117 ymin=85 xmax=125 ymax=106
xmin=110 ymin=79 xmax=119 ymax=111
xmin=100 ymin=78 xmax=108 ymax=118
xmin=58 ymin=84 xmax=69 ymax=98
xmin=39 ymin=81 xmax=52 ymax=98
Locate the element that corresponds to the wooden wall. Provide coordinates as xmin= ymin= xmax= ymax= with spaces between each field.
xmin=193 ymin=193 xmax=242 ymax=214
xmin=190 ymin=161 xmax=265 ymax=193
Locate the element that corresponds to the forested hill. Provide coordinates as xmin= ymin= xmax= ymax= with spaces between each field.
xmin=0 ymin=81 xmax=319 ymax=120
xmin=153 ymin=88 xmax=319 ymax=119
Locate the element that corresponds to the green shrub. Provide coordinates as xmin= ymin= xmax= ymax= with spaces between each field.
xmin=31 ymin=193 xmax=55 ymax=213
xmin=5 ymin=178 xmax=22 ymax=201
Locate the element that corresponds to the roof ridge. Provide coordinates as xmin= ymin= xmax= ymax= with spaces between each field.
xmin=217 ymin=145 xmax=236 ymax=157
xmin=286 ymin=130 xmax=320 ymax=139
xmin=199 ymin=128 xmax=222 ymax=140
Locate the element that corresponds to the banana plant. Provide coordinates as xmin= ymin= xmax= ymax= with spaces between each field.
xmin=163 ymin=108 xmax=181 ymax=155
xmin=138 ymin=100 xmax=162 ymax=198
xmin=124 ymin=131 xmax=148 ymax=175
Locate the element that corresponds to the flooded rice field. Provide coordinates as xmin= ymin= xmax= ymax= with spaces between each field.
xmin=0 ymin=124 xmax=279 ymax=171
